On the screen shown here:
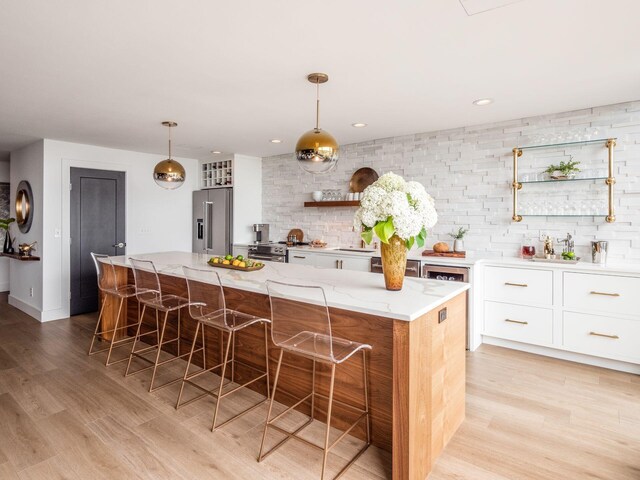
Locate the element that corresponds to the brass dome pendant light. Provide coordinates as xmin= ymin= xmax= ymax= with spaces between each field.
xmin=154 ymin=121 xmax=186 ymax=189
xmin=295 ymin=73 xmax=339 ymax=174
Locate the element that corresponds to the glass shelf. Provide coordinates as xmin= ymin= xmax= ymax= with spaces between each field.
xmin=517 ymin=138 xmax=616 ymax=151
xmin=521 ymin=214 xmax=607 ymax=217
xmin=519 ymin=176 xmax=608 ymax=184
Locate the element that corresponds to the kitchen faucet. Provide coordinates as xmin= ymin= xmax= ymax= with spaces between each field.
xmin=558 ymin=233 xmax=574 ymax=254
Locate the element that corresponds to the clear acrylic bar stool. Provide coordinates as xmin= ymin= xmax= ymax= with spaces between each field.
xmin=259 ymin=280 xmax=372 ymax=480
xmin=124 ymin=258 xmax=193 ymax=392
xmin=87 ymin=253 xmax=138 ymax=366
xmin=177 ymin=266 xmax=271 ymax=431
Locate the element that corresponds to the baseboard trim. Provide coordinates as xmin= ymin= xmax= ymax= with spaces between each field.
xmin=482 ymin=336 xmax=640 ymax=374
xmin=8 ymin=295 xmax=43 ymax=322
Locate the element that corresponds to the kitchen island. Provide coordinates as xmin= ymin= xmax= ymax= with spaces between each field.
xmin=107 ymin=252 xmax=469 ymax=480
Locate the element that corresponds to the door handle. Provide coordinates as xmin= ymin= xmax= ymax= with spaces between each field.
xmin=112 ymin=242 xmax=126 ymax=248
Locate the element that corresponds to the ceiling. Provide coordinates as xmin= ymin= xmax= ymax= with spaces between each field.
xmin=0 ymin=0 xmax=638 ymax=160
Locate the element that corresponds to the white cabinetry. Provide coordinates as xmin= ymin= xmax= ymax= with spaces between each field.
xmin=479 ymin=262 xmax=640 ymax=373
xmin=288 ymin=251 xmax=370 ymax=272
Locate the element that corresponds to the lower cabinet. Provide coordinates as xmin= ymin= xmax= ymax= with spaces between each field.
xmin=481 ymin=263 xmax=640 ymax=369
xmin=484 ymin=301 xmax=553 ymax=346
xmin=288 ymin=251 xmax=370 ymax=272
xmin=563 ymin=311 xmax=640 ymax=364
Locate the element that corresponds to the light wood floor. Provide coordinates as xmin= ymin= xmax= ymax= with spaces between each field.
xmin=0 ymin=293 xmax=638 ymax=480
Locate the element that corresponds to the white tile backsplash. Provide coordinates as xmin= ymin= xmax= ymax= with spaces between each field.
xmin=262 ymin=100 xmax=640 ymax=263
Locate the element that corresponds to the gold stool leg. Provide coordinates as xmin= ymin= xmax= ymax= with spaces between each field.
xmin=176 ymin=321 xmax=201 ymax=409
xmin=105 ymin=296 xmax=125 ymax=366
xmin=149 ymin=310 xmax=170 ymax=392
xmin=321 ymin=363 xmax=337 ymax=480
xmin=212 ymin=329 xmax=233 ymax=431
xmin=264 ymin=322 xmax=270 ymax=399
xmin=258 ymin=348 xmax=284 ymax=461
xmin=230 ymin=326 xmax=236 ymax=383
xmin=125 ymin=304 xmax=147 ymax=376
xmin=88 ymin=293 xmax=108 ymax=355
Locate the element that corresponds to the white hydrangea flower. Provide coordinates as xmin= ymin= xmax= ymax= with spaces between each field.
xmin=353 ymin=171 xmax=438 ymax=243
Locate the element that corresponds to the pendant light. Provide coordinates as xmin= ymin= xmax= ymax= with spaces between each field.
xmin=295 ymin=73 xmax=339 ymax=174
xmin=153 ymin=121 xmax=186 ymax=189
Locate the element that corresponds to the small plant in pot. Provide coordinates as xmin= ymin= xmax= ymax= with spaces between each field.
xmin=544 ymin=158 xmax=581 ymax=180
xmin=449 ymin=227 xmax=468 ymax=252
xmin=0 ymin=217 xmax=15 ymax=254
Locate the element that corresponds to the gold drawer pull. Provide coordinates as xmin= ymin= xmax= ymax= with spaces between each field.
xmin=505 ymin=319 xmax=528 ymax=325
xmin=505 ymin=282 xmax=528 ymax=287
xmin=590 ymin=291 xmax=620 ymax=297
xmin=589 ymin=331 xmax=619 ymax=339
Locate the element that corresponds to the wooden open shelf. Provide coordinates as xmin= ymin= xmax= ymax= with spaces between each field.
xmin=304 ymin=201 xmax=360 ymax=207
xmin=1 ymin=253 xmax=40 ymax=261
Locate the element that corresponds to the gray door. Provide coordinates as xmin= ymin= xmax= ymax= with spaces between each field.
xmin=70 ymin=168 xmax=126 ymax=315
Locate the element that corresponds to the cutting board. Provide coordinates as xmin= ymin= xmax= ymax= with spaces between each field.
xmin=422 ymin=250 xmax=466 ymax=258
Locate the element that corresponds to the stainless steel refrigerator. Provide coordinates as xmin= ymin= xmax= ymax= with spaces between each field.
xmin=192 ymin=188 xmax=233 ymax=255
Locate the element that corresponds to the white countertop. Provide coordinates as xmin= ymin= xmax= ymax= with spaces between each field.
xmin=111 ymin=251 xmax=470 ymax=321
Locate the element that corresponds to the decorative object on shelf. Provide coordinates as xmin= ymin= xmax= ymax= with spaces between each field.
xmin=153 ymin=121 xmax=185 ymax=190
xmin=543 ymin=235 xmax=555 ymax=259
xmin=287 ymin=228 xmax=304 ymax=243
xmin=544 ymin=157 xmax=581 ymax=180
xmin=17 ymin=241 xmax=37 ymax=257
xmin=432 ymin=242 xmax=450 ymax=253
xmin=349 ymin=167 xmax=379 ymax=192
xmin=295 ymin=73 xmax=339 ymax=174
xmin=0 ymin=217 xmax=15 ymax=254
xmin=511 ymin=138 xmax=616 ymax=223
xmin=448 ymin=227 xmax=468 ymax=252
xmin=354 ymin=172 xmax=438 ymax=291
xmin=591 ymin=240 xmax=608 ymax=265
xmin=15 ymin=180 xmax=34 ymax=233
xmin=311 ymin=191 xmax=323 ymax=202
xmin=521 ymin=237 xmax=536 ymax=259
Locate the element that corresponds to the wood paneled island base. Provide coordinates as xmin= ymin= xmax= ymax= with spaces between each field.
xmin=106 ymin=254 xmax=468 ymax=480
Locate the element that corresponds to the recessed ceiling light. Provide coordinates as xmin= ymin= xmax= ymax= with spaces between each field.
xmin=211 ymin=150 xmax=222 ymax=154
xmin=352 ymin=123 xmax=367 ymax=128
xmin=270 ymin=139 xmax=282 ymax=144
xmin=473 ymin=98 xmax=494 ymax=106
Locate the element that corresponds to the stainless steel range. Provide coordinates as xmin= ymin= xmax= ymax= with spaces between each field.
xmin=247 ymin=243 xmax=287 ymax=263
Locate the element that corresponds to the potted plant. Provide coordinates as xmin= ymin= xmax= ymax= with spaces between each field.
xmin=0 ymin=217 xmax=15 ymax=254
xmin=544 ymin=157 xmax=581 ymax=180
xmin=354 ymin=172 xmax=438 ymax=291
xmin=449 ymin=227 xmax=469 ymax=252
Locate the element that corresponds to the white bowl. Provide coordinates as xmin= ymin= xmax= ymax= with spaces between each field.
xmin=312 ymin=191 xmax=323 ymax=202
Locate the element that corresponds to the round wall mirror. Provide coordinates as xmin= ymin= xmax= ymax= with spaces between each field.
xmin=15 ymin=180 xmax=33 ymax=233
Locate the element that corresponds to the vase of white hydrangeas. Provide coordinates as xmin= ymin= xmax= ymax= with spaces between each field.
xmin=354 ymin=172 xmax=437 ymax=291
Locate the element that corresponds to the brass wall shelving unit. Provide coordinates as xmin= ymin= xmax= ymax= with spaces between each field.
xmin=511 ymin=138 xmax=616 ymax=223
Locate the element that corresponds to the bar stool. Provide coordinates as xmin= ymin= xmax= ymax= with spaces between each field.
xmin=259 ymin=280 xmax=372 ymax=480
xmin=125 ymin=258 xmax=193 ymax=392
xmin=176 ymin=266 xmax=271 ymax=431
xmin=87 ymin=253 xmax=138 ymax=366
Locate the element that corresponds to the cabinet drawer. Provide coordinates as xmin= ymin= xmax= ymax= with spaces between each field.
xmin=484 ymin=301 xmax=553 ymax=346
xmin=288 ymin=253 xmax=315 ymax=266
xmin=563 ymin=273 xmax=640 ymax=317
xmin=484 ymin=266 xmax=552 ymax=306
xmin=563 ymin=311 xmax=640 ymax=363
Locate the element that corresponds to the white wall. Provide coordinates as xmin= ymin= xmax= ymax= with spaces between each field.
xmin=232 ymin=155 xmax=262 ymax=244
xmin=38 ymin=140 xmax=198 ymax=321
xmin=262 ymin=100 xmax=640 ymax=264
xmin=8 ymin=141 xmax=44 ymax=317
xmin=0 ymin=158 xmax=10 ymax=291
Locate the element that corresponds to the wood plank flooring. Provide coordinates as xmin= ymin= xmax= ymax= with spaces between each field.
xmin=0 ymin=292 xmax=639 ymax=479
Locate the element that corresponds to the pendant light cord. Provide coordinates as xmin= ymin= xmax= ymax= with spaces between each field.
xmin=168 ymin=125 xmax=172 ymax=160
xmin=315 ymin=80 xmax=320 ymax=130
